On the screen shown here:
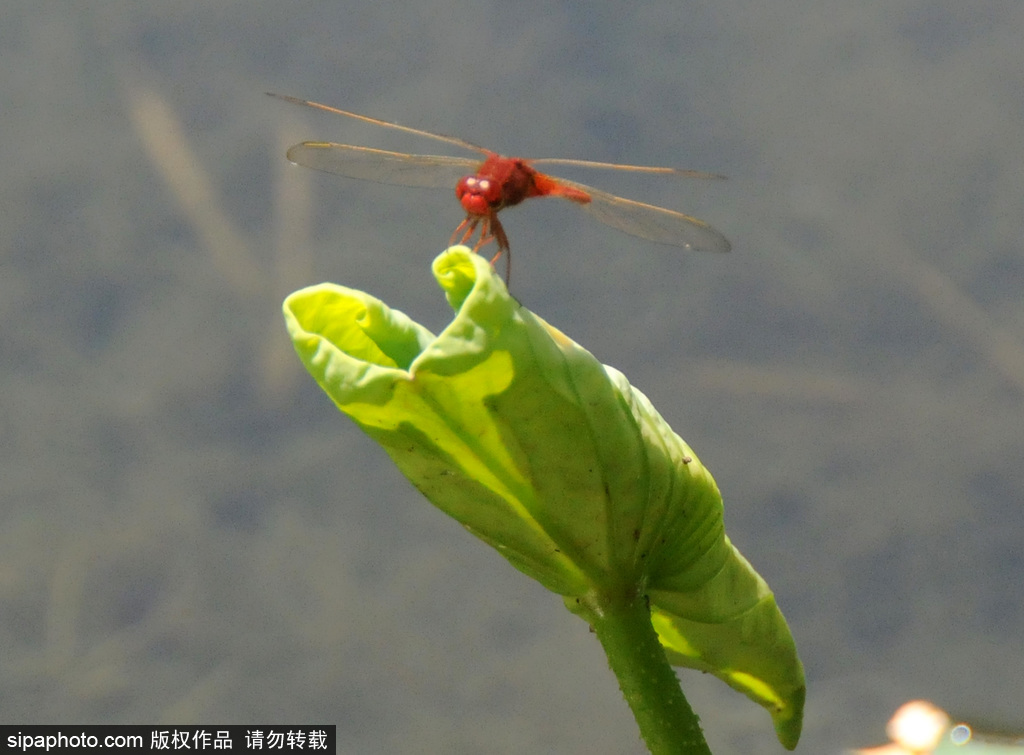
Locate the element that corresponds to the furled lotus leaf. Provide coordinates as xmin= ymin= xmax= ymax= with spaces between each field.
xmin=283 ymin=246 xmax=804 ymax=748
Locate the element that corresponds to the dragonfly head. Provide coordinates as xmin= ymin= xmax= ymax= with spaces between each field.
xmin=456 ymin=175 xmax=504 ymax=217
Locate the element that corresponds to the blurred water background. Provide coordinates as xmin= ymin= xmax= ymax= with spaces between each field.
xmin=2 ymin=2 xmax=1022 ymax=752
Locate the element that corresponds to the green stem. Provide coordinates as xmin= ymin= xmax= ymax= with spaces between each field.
xmin=572 ymin=588 xmax=712 ymax=755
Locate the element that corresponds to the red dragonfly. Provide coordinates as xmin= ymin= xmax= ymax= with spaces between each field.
xmin=269 ymin=94 xmax=730 ymax=280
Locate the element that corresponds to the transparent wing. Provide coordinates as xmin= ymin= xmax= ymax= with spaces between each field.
xmin=552 ymin=176 xmax=731 ymax=253
xmin=531 ymin=157 xmax=725 ymax=180
xmin=286 ymin=142 xmax=482 ymax=189
xmin=268 ymin=93 xmax=491 ymax=154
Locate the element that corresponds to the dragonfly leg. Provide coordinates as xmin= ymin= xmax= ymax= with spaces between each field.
xmin=486 ymin=217 xmax=511 ymax=286
xmin=473 ymin=220 xmax=497 ymax=253
xmin=450 ymin=217 xmax=480 ymax=247
xmin=450 ymin=215 xmax=510 ymax=286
